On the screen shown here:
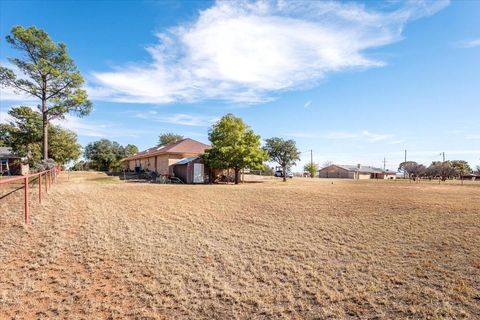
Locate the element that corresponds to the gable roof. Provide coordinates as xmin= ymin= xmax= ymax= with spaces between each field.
xmin=320 ymin=164 xmax=396 ymax=174
xmin=124 ymin=138 xmax=210 ymax=161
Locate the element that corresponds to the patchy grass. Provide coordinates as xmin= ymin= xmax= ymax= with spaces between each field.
xmin=1 ymin=172 xmax=479 ymax=319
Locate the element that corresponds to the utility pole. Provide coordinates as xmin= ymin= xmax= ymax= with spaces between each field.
xmin=382 ymin=157 xmax=387 ymax=172
xmin=310 ymin=149 xmax=313 ymax=178
xmin=404 ymin=150 xmax=407 ymax=179
xmin=442 ymin=152 xmax=445 ymax=162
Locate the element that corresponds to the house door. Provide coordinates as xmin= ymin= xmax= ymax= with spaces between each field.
xmin=193 ymin=163 xmax=204 ymax=183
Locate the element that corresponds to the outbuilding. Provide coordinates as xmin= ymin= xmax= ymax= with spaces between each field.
xmin=318 ymin=164 xmax=397 ymax=180
xmin=172 ymin=156 xmax=208 ymax=184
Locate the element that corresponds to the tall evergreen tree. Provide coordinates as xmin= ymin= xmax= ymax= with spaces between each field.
xmin=0 ymin=26 xmax=92 ymax=160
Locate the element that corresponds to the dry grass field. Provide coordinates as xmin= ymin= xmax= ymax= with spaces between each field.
xmin=1 ymin=172 xmax=479 ymax=319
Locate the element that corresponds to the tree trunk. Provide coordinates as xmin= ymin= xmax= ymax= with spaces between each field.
xmin=234 ymin=168 xmax=239 ymax=184
xmin=282 ymin=165 xmax=286 ymax=182
xmin=42 ymin=98 xmax=48 ymax=160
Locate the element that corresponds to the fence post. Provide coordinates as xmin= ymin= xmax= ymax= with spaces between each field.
xmin=24 ymin=176 xmax=29 ymax=224
xmin=38 ymin=173 xmax=42 ymax=204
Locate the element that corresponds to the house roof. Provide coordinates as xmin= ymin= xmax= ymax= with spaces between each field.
xmin=320 ymin=164 xmax=396 ymax=174
xmin=0 ymin=147 xmax=21 ymax=159
xmin=124 ymin=138 xmax=210 ymax=161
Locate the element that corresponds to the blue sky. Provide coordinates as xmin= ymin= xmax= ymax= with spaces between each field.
xmin=1 ymin=0 xmax=479 ymax=171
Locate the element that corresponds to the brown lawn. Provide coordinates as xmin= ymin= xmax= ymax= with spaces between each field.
xmin=1 ymin=172 xmax=479 ymax=319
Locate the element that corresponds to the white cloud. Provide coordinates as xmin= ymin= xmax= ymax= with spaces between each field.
xmin=0 ymin=103 xmax=143 ymax=138
xmin=0 ymin=111 xmax=12 ymax=124
xmin=0 ymin=61 xmax=39 ymax=103
xmin=361 ymin=130 xmax=392 ymax=142
xmin=458 ymin=38 xmax=480 ymax=48
xmin=52 ymin=115 xmax=110 ymax=138
xmin=303 ymin=100 xmax=312 ymax=108
xmin=0 ymin=86 xmax=36 ymax=102
xmin=52 ymin=114 xmax=151 ymax=138
xmin=465 ymin=134 xmax=480 ymax=140
xmin=135 ymin=111 xmax=218 ymax=126
xmin=286 ymin=130 xmax=394 ymax=142
xmin=89 ymin=0 xmax=448 ymax=104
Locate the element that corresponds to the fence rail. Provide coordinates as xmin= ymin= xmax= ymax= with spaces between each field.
xmin=0 ymin=167 xmax=59 ymax=224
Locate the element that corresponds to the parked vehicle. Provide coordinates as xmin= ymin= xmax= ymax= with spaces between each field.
xmin=274 ymin=170 xmax=293 ymax=178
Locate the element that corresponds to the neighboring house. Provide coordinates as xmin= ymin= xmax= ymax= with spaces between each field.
xmin=461 ymin=173 xmax=480 ymax=181
xmin=0 ymin=147 xmax=22 ymax=176
xmin=123 ymin=138 xmax=210 ymax=176
xmin=318 ymin=164 xmax=397 ymax=180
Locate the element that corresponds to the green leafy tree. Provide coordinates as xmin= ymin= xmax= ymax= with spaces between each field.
xmin=72 ymin=160 xmax=89 ymax=171
xmin=0 ymin=106 xmax=42 ymax=161
xmin=0 ymin=25 xmax=92 ymax=160
xmin=158 ymin=133 xmax=184 ymax=146
xmin=450 ymin=160 xmax=472 ymax=178
xmin=48 ymin=126 xmax=81 ymax=165
xmin=304 ymin=162 xmax=319 ymax=178
xmin=124 ymin=144 xmax=139 ymax=157
xmin=426 ymin=161 xmax=456 ymax=181
xmin=448 ymin=160 xmax=472 ymax=184
xmin=264 ymin=137 xmax=301 ymax=182
xmin=203 ymin=114 xmax=267 ymax=184
xmin=398 ymin=161 xmax=422 ymax=179
xmin=0 ymin=106 xmax=81 ymax=165
xmin=84 ymin=139 xmax=125 ymax=171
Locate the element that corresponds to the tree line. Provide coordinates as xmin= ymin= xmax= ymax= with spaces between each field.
xmin=398 ymin=160 xmax=479 ymax=181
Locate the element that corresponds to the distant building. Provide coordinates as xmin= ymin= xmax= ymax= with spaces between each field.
xmin=461 ymin=173 xmax=480 ymax=181
xmin=318 ymin=164 xmax=397 ymax=180
xmin=123 ymin=138 xmax=210 ymax=176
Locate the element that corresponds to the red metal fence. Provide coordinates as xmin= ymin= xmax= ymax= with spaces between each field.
xmin=0 ymin=167 xmax=59 ymax=224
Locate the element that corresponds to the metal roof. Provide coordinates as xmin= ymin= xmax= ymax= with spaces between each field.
xmin=321 ymin=164 xmax=395 ymax=174
xmin=174 ymin=156 xmax=200 ymax=165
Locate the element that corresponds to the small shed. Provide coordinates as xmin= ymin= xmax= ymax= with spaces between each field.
xmin=172 ymin=157 xmax=207 ymax=184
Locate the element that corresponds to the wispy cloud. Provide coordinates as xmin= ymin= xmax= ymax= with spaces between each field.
xmin=0 ymin=85 xmax=37 ymax=102
xmin=89 ymin=0 xmax=448 ymax=104
xmin=0 ymin=111 xmax=12 ymax=124
xmin=361 ymin=130 xmax=392 ymax=142
xmin=286 ymin=130 xmax=394 ymax=142
xmin=52 ymin=115 xmax=110 ymax=138
xmin=465 ymin=134 xmax=480 ymax=140
xmin=0 ymin=61 xmax=39 ymax=103
xmin=135 ymin=111 xmax=218 ymax=126
xmin=303 ymin=100 xmax=312 ymax=108
xmin=1 ymin=104 xmax=144 ymax=138
xmin=457 ymin=38 xmax=480 ymax=48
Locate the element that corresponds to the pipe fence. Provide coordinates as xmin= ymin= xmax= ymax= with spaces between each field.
xmin=0 ymin=167 xmax=59 ymax=223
